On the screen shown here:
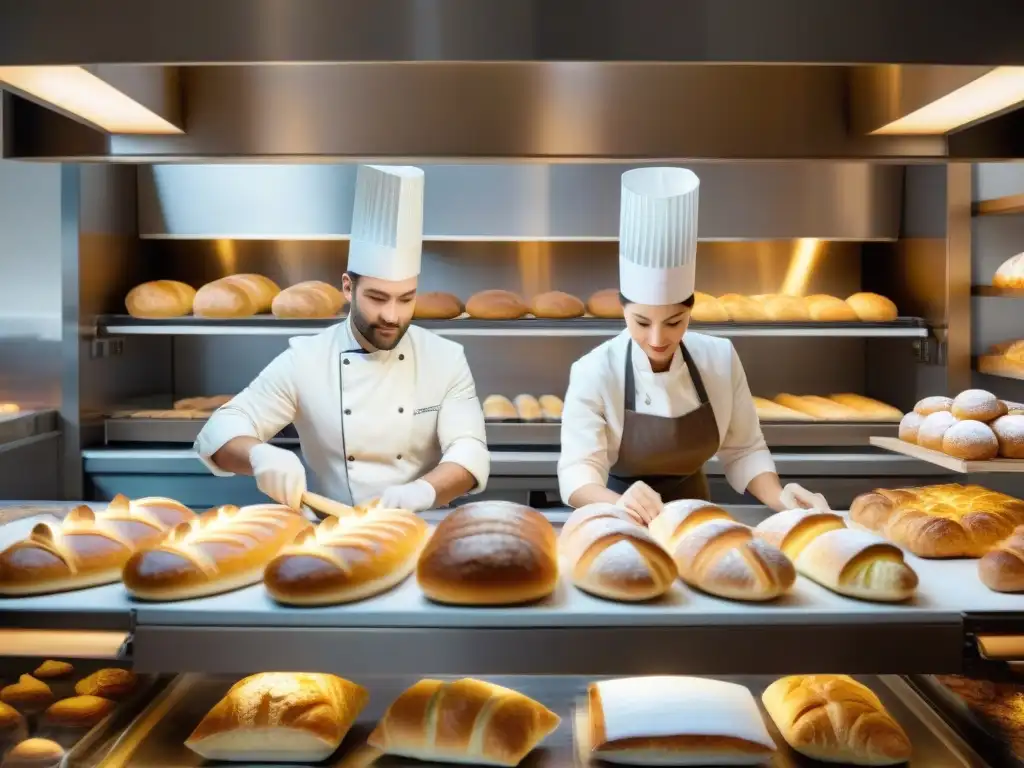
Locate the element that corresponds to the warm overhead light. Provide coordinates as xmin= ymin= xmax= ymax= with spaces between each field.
xmin=0 ymin=66 xmax=183 ymax=134
xmin=780 ymin=238 xmax=823 ymax=297
xmin=872 ymin=66 xmax=1024 ymax=135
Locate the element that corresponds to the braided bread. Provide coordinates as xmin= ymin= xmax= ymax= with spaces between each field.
xmin=0 ymin=495 xmax=194 ymax=596
xmin=123 ymin=504 xmax=310 ymax=601
xmin=265 ymin=507 xmax=430 ymax=605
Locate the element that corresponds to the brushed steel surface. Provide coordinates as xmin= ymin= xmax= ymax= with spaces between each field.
xmin=946 ymin=164 xmax=974 ymax=394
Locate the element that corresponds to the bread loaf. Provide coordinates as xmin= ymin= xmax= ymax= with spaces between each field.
xmin=539 ymin=395 xmax=563 ymax=421
xmin=123 ymin=504 xmax=312 ymax=601
xmin=753 ymin=508 xmax=846 ymax=559
xmin=417 ymin=501 xmax=558 ymax=605
xmin=483 ymin=395 xmax=518 ymax=421
xmin=560 ymin=504 xmax=676 ymax=601
xmin=718 ymin=294 xmax=767 ymax=322
xmin=914 ymin=395 xmax=953 ymax=416
xmin=32 ymin=661 xmax=73 ymax=680
xmin=773 ymin=394 xmax=862 ymax=421
xmin=193 ymin=278 xmax=258 ymax=318
xmin=265 ymin=507 xmax=430 ymax=605
xmin=942 ymin=420 xmax=999 ymax=460
xmin=979 ymin=525 xmax=1024 ymax=592
xmin=466 ymin=290 xmax=529 ymax=320
xmin=916 ymin=411 xmax=957 ymax=451
xmin=368 ymin=678 xmax=559 ymax=767
xmin=587 ymin=289 xmax=624 ymax=319
xmin=992 ymin=414 xmax=1024 ymax=458
xmin=796 ymin=529 xmax=918 ymax=602
xmin=808 ymin=295 xmax=859 ymax=322
xmin=898 ymin=412 xmax=924 ymax=443
xmin=186 ymin=673 xmax=367 ymax=763
xmin=828 ymin=394 xmax=903 ymax=422
xmin=763 ymin=295 xmax=811 ymax=322
xmin=1 ymin=739 xmax=64 ymax=768
xmin=514 ymin=394 xmax=542 ymax=422
xmin=75 ymin=668 xmax=137 ymax=698
xmin=413 ymin=291 xmax=463 ymax=320
xmin=691 ymin=292 xmax=730 ymax=322
xmin=994 ymin=252 xmax=1024 ymax=289
xmin=42 ymin=695 xmax=115 ymax=728
xmin=271 ymin=281 xmax=344 ymax=319
xmin=846 ymin=292 xmax=899 ymax=322
xmin=587 ymin=677 xmax=776 ymax=765
xmin=648 ymin=499 xmax=733 ymax=542
xmin=762 ymin=675 xmax=911 ymax=765
xmin=0 ymin=677 xmax=53 ymax=712
xmin=531 ymin=291 xmax=584 ymax=319
xmin=125 ymin=280 xmax=196 ymax=318
xmin=850 ymin=483 xmax=1024 ymax=558
xmin=951 ymin=389 xmax=1004 ymax=421
xmin=0 ymin=495 xmax=195 ymax=596
xmin=752 ymin=396 xmax=815 ymax=422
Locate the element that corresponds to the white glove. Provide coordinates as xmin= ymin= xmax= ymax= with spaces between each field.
xmin=248 ymin=443 xmax=307 ymax=510
xmin=380 ymin=479 xmax=437 ymax=512
xmin=618 ymin=481 xmax=663 ymax=524
xmin=780 ymin=482 xmax=831 ymax=513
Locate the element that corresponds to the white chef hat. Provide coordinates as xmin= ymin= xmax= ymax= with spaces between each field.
xmin=618 ymin=167 xmax=700 ymax=305
xmin=347 ymin=165 xmax=425 ymax=281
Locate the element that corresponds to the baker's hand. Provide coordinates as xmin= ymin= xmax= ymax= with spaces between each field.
xmin=618 ymin=481 xmax=663 ymax=524
xmin=248 ymin=443 xmax=307 ymax=510
xmin=780 ymin=482 xmax=831 ymax=513
xmin=380 ymin=479 xmax=437 ymax=512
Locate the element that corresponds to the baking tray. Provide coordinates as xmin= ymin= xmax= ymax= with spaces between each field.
xmin=68 ymin=674 xmax=981 ymax=768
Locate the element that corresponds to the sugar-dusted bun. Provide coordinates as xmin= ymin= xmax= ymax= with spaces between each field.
xmin=531 ymin=291 xmax=584 ymax=319
xmin=992 ymin=415 xmax=1024 ymax=459
xmin=916 ymin=411 xmax=958 ymax=451
xmin=414 ymin=292 xmax=463 ymax=320
xmin=718 ymin=294 xmax=768 ymax=322
xmin=586 ymin=289 xmax=624 ymax=319
xmin=691 ymin=291 xmax=730 ymax=322
xmin=914 ymin=395 xmax=954 ymax=416
xmin=763 ymin=295 xmax=811 ymax=322
xmin=994 ymin=252 xmax=1024 ymax=289
xmin=807 ymin=295 xmax=859 ymax=322
xmin=125 ymin=280 xmax=196 ymax=318
xmin=951 ymin=389 xmax=1004 ymax=422
xmin=898 ymin=412 xmax=924 ymax=444
xmin=942 ymin=420 xmax=999 ymax=461
xmin=845 ymin=292 xmax=899 ymax=322
xmin=466 ymin=290 xmax=529 ymax=320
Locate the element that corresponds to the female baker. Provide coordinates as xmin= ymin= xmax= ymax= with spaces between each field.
xmin=557 ymin=167 xmax=829 ymax=523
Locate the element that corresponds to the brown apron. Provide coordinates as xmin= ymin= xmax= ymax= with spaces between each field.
xmin=607 ymin=340 xmax=721 ymax=502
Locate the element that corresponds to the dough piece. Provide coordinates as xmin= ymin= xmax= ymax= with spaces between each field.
xmin=993 ymin=415 xmax=1024 ymax=458
xmin=914 ymin=395 xmax=954 ymax=416
xmin=413 ymin=292 xmax=463 ymax=320
xmin=752 ymin=396 xmax=815 ymax=422
xmin=691 ymin=292 xmax=730 ymax=322
xmin=32 ymin=661 xmax=73 ymax=680
xmin=271 ymin=281 xmax=344 ymax=319
xmin=368 ymin=678 xmax=560 ymax=767
xmin=916 ymin=411 xmax=958 ymax=451
xmin=762 ymin=675 xmax=911 ymax=765
xmin=587 ymin=289 xmax=624 ymax=319
xmin=898 ymin=412 xmax=924 ymax=444
xmin=845 ymin=292 xmax=899 ymax=322
xmin=754 ymin=508 xmax=846 ymax=560
xmin=0 ymin=677 xmax=53 ymax=712
xmin=994 ymin=252 xmax=1024 ymax=290
xmin=588 ymin=677 xmax=776 ymax=765
xmin=979 ymin=525 xmax=1024 ymax=592
xmin=514 ymin=395 xmax=543 ymax=422
xmin=951 ymin=389 xmax=1005 ymax=422
xmin=763 ymin=295 xmax=811 ymax=322
xmin=796 ymin=529 xmax=918 ymax=602
xmin=828 ymin=394 xmax=903 ymax=422
xmin=718 ymin=294 xmax=767 ymax=322
xmin=186 ymin=673 xmax=367 ymax=763
xmin=1 ymin=739 xmax=64 ymax=768
xmin=531 ymin=291 xmax=585 ymax=319
xmin=124 ymin=280 xmax=196 ymax=318
xmin=42 ymin=695 xmax=115 ymax=728
xmin=807 ymin=295 xmax=859 ymax=322
xmin=466 ymin=290 xmax=529 ymax=320
xmin=484 ymin=395 xmax=518 ymax=421
xmin=941 ymin=420 xmax=999 ymax=461
xmin=559 ymin=504 xmax=676 ymax=601
xmin=539 ymin=395 xmax=563 ymax=421
xmin=75 ymin=668 xmax=137 ymax=699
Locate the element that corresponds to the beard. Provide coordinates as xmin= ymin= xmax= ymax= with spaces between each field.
xmin=350 ymin=298 xmax=411 ymax=351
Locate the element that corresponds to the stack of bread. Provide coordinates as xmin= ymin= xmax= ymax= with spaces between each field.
xmin=898 ymin=390 xmax=1024 ymax=460
xmin=483 ymin=394 xmax=563 ymax=422
xmin=692 ymin=291 xmax=898 ymax=323
xmin=754 ymin=393 xmax=903 ymax=422
xmin=994 ymin=252 xmax=1024 ymax=290
xmin=978 ymin=338 xmax=1024 ymax=378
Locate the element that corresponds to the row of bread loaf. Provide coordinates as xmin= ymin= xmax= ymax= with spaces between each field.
xmin=175 ymin=671 xmax=910 ymax=766
xmin=754 ymin=393 xmax=903 ymax=422
xmin=483 ymin=394 xmax=563 ymax=421
xmin=692 ymin=291 xmax=899 ymax=322
xmin=898 ymin=390 xmax=1024 ymax=460
xmin=126 ymin=277 xmax=346 ymax=319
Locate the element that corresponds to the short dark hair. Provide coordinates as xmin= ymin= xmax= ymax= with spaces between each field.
xmin=619 ymin=292 xmax=695 ymax=308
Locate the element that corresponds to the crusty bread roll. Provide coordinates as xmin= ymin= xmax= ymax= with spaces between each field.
xmin=898 ymin=412 xmax=924 ymax=444
xmin=845 ymin=292 xmax=899 ymax=322
xmin=587 ymin=677 xmax=776 ymax=765
xmin=265 ymin=507 xmax=430 ymax=606
xmin=75 ymin=668 xmax=137 ymax=699
xmin=773 ymin=394 xmax=862 ymax=421
xmin=193 ymin=278 xmax=258 ymax=318
xmin=691 ymin=291 xmax=730 ymax=322
xmin=539 ymin=395 xmax=563 ymax=421
xmin=951 ymin=389 xmax=1004 ymax=422
xmin=123 ymin=504 xmax=312 ymax=601
xmin=271 ymin=281 xmax=344 ymax=319
xmin=916 ymin=411 xmax=957 ymax=451
xmin=914 ymin=395 xmax=953 ymax=416
xmin=807 ymin=295 xmax=859 ymax=322
xmin=413 ymin=291 xmax=463 ymax=320
xmin=0 ymin=677 xmax=53 ymax=712
xmin=0 ymin=495 xmax=195 ymax=596
xmin=483 ymin=395 xmax=518 ymax=421
xmin=560 ymin=504 xmax=676 ymax=602
xmin=754 ymin=508 xmax=846 ymax=560
xmin=531 ymin=290 xmax=585 ymax=319
xmin=466 ymin=290 xmax=529 ymax=320
xmin=229 ymin=274 xmax=281 ymax=310
xmin=368 ymin=678 xmax=560 ymax=767
xmin=417 ymin=501 xmax=558 ymax=605
xmin=32 ymin=661 xmax=73 ymax=680
xmin=979 ymin=525 xmax=1024 ymax=592
xmin=992 ymin=414 xmax=1024 ymax=458
xmin=1 ymin=738 xmax=64 ymax=768
xmin=514 ymin=394 xmax=542 ymax=422
xmin=125 ymin=280 xmax=196 ymax=318
xmin=828 ymin=394 xmax=903 ymax=422
xmin=42 ymin=695 xmax=115 ymax=728
xmin=763 ymin=295 xmax=811 ymax=322
xmin=718 ymin=294 xmax=767 ymax=322
xmin=752 ymin=396 xmax=815 ymax=422
xmin=994 ymin=252 xmax=1024 ymax=289
xmin=186 ymin=673 xmax=367 ymax=763
xmin=648 ymin=499 xmax=733 ymax=544
xmin=941 ymin=420 xmax=999 ymax=461
xmin=796 ymin=529 xmax=918 ymax=602
xmin=587 ymin=289 xmax=623 ymax=319
xmin=762 ymin=675 xmax=911 ymax=765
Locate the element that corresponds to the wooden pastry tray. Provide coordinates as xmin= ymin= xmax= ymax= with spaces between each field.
xmin=870 ymin=437 xmax=1024 ymax=473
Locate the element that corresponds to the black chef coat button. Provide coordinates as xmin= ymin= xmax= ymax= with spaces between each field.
xmin=398 ymin=407 xmax=404 ymax=413
xmin=347 ymin=455 xmax=354 ymax=462
xmin=343 ymin=358 xmax=350 ymax=365
xmin=397 ymin=454 xmax=402 ymax=460
xmin=344 ymin=408 xmax=351 ymax=415
xmin=399 ymin=354 xmax=405 ymax=360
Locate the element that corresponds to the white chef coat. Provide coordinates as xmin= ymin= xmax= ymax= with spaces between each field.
xmin=558 ymin=329 xmax=775 ymax=505
xmin=194 ymin=318 xmax=490 ymax=505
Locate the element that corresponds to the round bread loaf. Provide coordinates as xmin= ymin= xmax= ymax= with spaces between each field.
xmin=994 ymin=252 xmax=1024 ymax=289
xmin=586 ymin=289 xmax=623 ymax=319
xmin=992 ymin=414 xmax=1024 ymax=458
xmin=914 ymin=395 xmax=954 ymax=416
xmin=942 ymin=420 xmax=999 ymax=460
xmin=483 ymin=395 xmax=517 ymax=421
xmin=807 ymin=295 xmax=859 ymax=322
xmin=539 ymin=394 xmax=563 ymax=421
xmin=531 ymin=291 xmax=584 ymax=319
xmin=763 ymin=295 xmax=811 ymax=322
xmin=514 ymin=394 xmax=543 ymax=422
xmin=916 ymin=411 xmax=958 ymax=451
xmin=125 ymin=280 xmax=196 ymax=319
xmin=2 ymin=738 xmax=64 ymax=768
xmin=413 ymin=292 xmax=463 ymax=320
xmin=193 ymin=279 xmax=259 ymax=318
xmin=719 ymin=294 xmax=768 ymax=322
xmin=951 ymin=389 xmax=1004 ymax=422
xmin=465 ymin=290 xmax=529 ymax=320
xmin=224 ymin=274 xmax=281 ymax=311
xmin=691 ymin=291 xmax=730 ymax=322
xmin=979 ymin=526 xmax=1024 ymax=592
xmin=271 ymin=281 xmax=343 ymax=319
xmin=845 ymin=292 xmax=898 ymax=322
xmin=898 ymin=412 xmax=924 ymax=444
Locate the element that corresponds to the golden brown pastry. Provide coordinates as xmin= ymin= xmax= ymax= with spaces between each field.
xmin=753 ymin=508 xmax=846 ymax=559
xmin=74 ymin=668 xmax=137 ymax=699
xmin=951 ymin=389 xmax=1005 ymax=422
xmin=0 ymin=701 xmax=26 ymax=737
xmin=271 ymin=281 xmax=344 ymax=319
xmin=774 ymin=394 xmax=863 ymax=421
xmin=763 ymin=295 xmax=811 ymax=322
xmin=413 ymin=291 xmax=463 ymax=320
xmin=916 ymin=411 xmax=958 ymax=451
xmin=980 ymin=525 xmax=1024 ymax=592
xmin=845 ymin=292 xmax=899 ymax=322
xmin=539 ymin=395 xmax=563 ymax=421
xmin=32 ymin=661 xmax=73 ymax=680
xmin=465 ymin=290 xmax=529 ymax=320
xmin=752 ymin=396 xmax=815 ymax=422
xmin=1 ymin=738 xmax=64 ymax=768
xmin=194 ymin=274 xmax=281 ymax=318
xmin=586 ymin=288 xmax=624 ymax=319
xmin=898 ymin=412 xmax=924 ymax=444
xmin=994 ymin=252 xmax=1024 ymax=289
xmin=0 ymin=677 xmax=53 ymax=712
xmin=762 ymin=675 xmax=911 ymax=765
xmin=483 ymin=395 xmax=518 ymax=421
xmin=690 ymin=291 xmax=730 ymax=322
xmin=914 ymin=395 xmax=954 ymax=416
xmin=368 ymin=678 xmax=560 ymax=767
xmin=993 ymin=415 xmax=1024 ymax=458
xmin=186 ymin=673 xmax=367 ymax=763
xmin=531 ymin=291 xmax=584 ymax=319
xmin=718 ymin=294 xmax=767 ymax=322
xmin=807 ymin=295 xmax=859 ymax=322
xmin=828 ymin=394 xmax=903 ymax=421
xmin=42 ymin=695 xmax=115 ymax=727
xmin=514 ymin=394 xmax=542 ymax=422
xmin=941 ymin=420 xmax=999 ymax=461
xmin=124 ymin=280 xmax=196 ymax=318
xmin=796 ymin=529 xmax=918 ymax=602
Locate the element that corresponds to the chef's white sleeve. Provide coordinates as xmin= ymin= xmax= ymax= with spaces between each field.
xmin=193 ymin=348 xmax=299 ymax=477
xmin=717 ymin=344 xmax=777 ymax=493
xmin=436 ymin=351 xmax=490 ymax=492
xmin=558 ymin=359 xmax=612 ymax=505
